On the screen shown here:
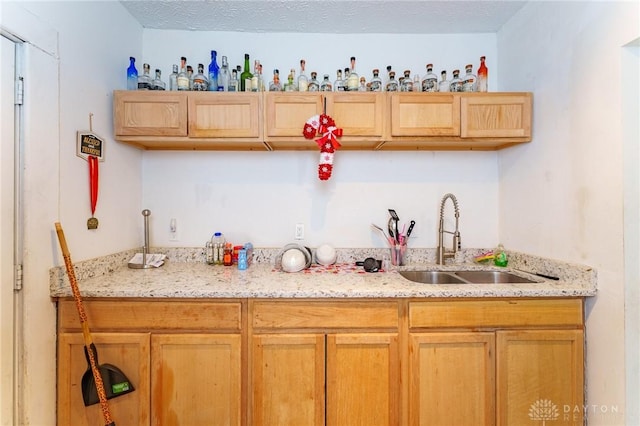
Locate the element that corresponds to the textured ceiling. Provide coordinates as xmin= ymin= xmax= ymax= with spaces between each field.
xmin=119 ymin=0 xmax=529 ymax=34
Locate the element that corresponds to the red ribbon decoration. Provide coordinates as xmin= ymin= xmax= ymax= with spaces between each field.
xmin=315 ymin=126 xmax=343 ymax=150
xmin=89 ymin=156 xmax=98 ymax=216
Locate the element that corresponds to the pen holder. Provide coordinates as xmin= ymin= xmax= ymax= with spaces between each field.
xmin=391 ymin=244 xmax=406 ymax=266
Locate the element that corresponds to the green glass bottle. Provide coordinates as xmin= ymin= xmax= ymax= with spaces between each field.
xmin=240 ymin=53 xmax=253 ymax=92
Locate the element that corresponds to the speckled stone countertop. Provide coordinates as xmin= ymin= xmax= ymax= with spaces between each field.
xmin=49 ymin=247 xmax=597 ymax=299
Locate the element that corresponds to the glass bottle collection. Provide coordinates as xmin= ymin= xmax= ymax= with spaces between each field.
xmin=127 ymin=53 xmax=489 ymax=93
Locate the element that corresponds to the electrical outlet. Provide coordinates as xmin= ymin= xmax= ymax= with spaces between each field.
xmin=169 ymin=218 xmax=179 ymax=241
xmin=295 ymin=223 xmax=304 ymax=240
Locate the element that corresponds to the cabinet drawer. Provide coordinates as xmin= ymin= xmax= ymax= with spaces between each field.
xmin=252 ymin=300 xmax=399 ymax=329
xmin=409 ymin=298 xmax=583 ymax=329
xmin=58 ymin=300 xmax=242 ymax=332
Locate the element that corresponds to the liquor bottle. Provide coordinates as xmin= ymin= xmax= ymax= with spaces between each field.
xmin=308 ymin=72 xmax=320 ymax=91
xmin=413 ymin=74 xmax=421 ymax=92
xmin=450 ymin=69 xmax=463 ymax=92
xmin=229 ymin=68 xmax=239 ymax=92
xmin=187 ymin=65 xmax=194 ymax=90
xmin=346 ymin=57 xmax=359 ymax=91
xmin=298 ymin=59 xmax=309 ymax=92
xmin=177 ymin=57 xmax=189 ymax=91
xmin=251 ymin=60 xmax=260 ymax=91
xmin=137 ymin=63 xmax=152 ymax=89
xmin=169 ymin=64 xmax=178 ymax=91
xmin=477 ymin=56 xmax=488 ymax=92
xmin=320 ymin=74 xmax=332 ymax=92
xmin=255 ymin=60 xmax=264 ymax=91
xmin=240 ymin=54 xmax=253 ymax=92
xmin=385 ymin=71 xmax=398 ymax=92
xmin=269 ymin=69 xmax=282 ymax=91
xmin=462 ymin=64 xmax=477 ymax=92
xmin=421 ymin=64 xmax=438 ymax=92
xmin=369 ymin=69 xmax=382 ymax=92
xmin=384 ymin=65 xmax=392 ymax=90
xmin=151 ymin=69 xmax=166 ymax=90
xmin=334 ymin=69 xmax=344 ymax=92
xmin=284 ymin=69 xmax=296 ymax=92
xmin=401 ymin=70 xmax=413 ymax=92
xmin=218 ymin=56 xmax=230 ymax=91
xmin=208 ymin=50 xmax=220 ymax=91
xmin=358 ymin=76 xmax=367 ymax=92
xmin=438 ymin=70 xmax=450 ymax=92
xmin=344 ymin=68 xmax=351 ymax=91
xmin=126 ymin=57 xmax=138 ymax=90
xmin=192 ymin=63 xmax=209 ymax=91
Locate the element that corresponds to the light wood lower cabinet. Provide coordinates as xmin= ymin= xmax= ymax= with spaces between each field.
xmin=57 ymin=297 xmax=584 ymax=426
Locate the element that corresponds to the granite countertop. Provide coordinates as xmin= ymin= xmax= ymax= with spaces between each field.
xmin=49 ymin=247 xmax=597 ymax=299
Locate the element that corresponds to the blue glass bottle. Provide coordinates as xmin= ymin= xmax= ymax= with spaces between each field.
xmin=208 ymin=50 xmax=220 ymax=91
xmin=127 ymin=57 xmax=138 ymax=90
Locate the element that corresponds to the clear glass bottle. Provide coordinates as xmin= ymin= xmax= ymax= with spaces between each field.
xmin=477 ymin=56 xmax=488 ymax=92
xmin=169 ymin=64 xmax=178 ymax=91
xmin=343 ymin=68 xmax=351 ymax=90
xmin=385 ymin=71 xmax=398 ymax=92
xmin=218 ymin=56 xmax=230 ymax=91
xmin=438 ymin=70 xmax=450 ymax=92
xmin=450 ymin=69 xmax=463 ymax=92
xmin=358 ymin=76 xmax=367 ymax=91
xmin=127 ymin=57 xmax=138 ymax=90
xmin=229 ymin=68 xmax=239 ymax=92
xmin=369 ymin=69 xmax=382 ymax=92
xmin=413 ymin=74 xmax=421 ymax=92
xmin=298 ymin=59 xmax=309 ymax=92
xmin=462 ymin=64 xmax=477 ymax=92
xmin=177 ymin=57 xmax=189 ymax=91
xmin=269 ymin=69 xmax=282 ymax=91
xmin=320 ymin=74 xmax=332 ymax=92
xmin=151 ymin=69 xmax=166 ymax=90
xmin=334 ymin=69 xmax=344 ymax=92
xmin=346 ymin=56 xmax=359 ymax=91
xmin=240 ymin=54 xmax=253 ymax=92
xmin=187 ymin=65 xmax=194 ymax=90
xmin=137 ymin=63 xmax=152 ymax=90
xmin=421 ymin=64 xmax=438 ymax=93
xmin=384 ymin=65 xmax=393 ymax=90
xmin=251 ymin=60 xmax=261 ymax=92
xmin=192 ymin=63 xmax=209 ymax=91
xmin=308 ymin=71 xmax=320 ymax=91
xmin=208 ymin=50 xmax=219 ymax=91
xmin=401 ymin=70 xmax=413 ymax=92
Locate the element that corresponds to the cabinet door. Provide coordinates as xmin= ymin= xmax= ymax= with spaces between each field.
xmin=326 ymin=333 xmax=400 ymax=426
xmin=263 ymin=93 xmax=323 ymax=148
xmin=151 ymin=334 xmax=242 ymax=426
xmin=113 ymin=90 xmax=187 ymax=137
xmin=389 ymin=93 xmax=461 ymax=138
xmin=251 ymin=334 xmax=325 ymax=426
xmin=460 ymin=93 xmax=532 ymax=139
xmin=188 ymin=92 xmax=262 ymax=140
xmin=57 ymin=332 xmax=151 ymax=426
xmin=325 ymin=92 xmax=386 ymax=148
xmin=496 ymin=329 xmax=584 ymax=426
xmin=409 ymin=332 xmax=495 ymax=426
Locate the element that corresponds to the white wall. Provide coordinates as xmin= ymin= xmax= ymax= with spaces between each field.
xmin=141 ymin=30 xmax=501 ymax=249
xmin=498 ymin=2 xmax=639 ymax=424
xmin=1 ymin=1 xmax=142 ymax=424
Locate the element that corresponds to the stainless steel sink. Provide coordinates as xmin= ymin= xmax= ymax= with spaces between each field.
xmin=399 ymin=271 xmax=468 ymax=284
xmin=399 ymin=270 xmax=539 ymax=284
xmin=454 ymin=270 xmax=538 ymax=284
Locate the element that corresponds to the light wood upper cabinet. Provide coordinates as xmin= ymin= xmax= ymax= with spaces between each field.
xmin=461 ymin=93 xmax=532 ymax=139
xmin=114 ymin=90 xmax=187 ymax=137
xmin=114 ymin=90 xmax=532 ymax=150
xmin=263 ymin=92 xmax=385 ymax=150
xmin=389 ymin=92 xmax=461 ymax=138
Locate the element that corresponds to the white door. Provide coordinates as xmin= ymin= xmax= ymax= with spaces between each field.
xmin=0 ymin=33 xmax=18 ymax=425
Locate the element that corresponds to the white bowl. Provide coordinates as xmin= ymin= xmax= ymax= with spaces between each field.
xmin=281 ymin=248 xmax=307 ymax=273
xmin=315 ymin=244 xmax=337 ymax=265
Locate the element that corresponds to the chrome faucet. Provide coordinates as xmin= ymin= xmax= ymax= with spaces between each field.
xmin=436 ymin=193 xmax=461 ymax=264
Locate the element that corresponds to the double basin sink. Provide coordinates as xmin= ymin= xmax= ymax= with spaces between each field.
xmin=399 ymin=270 xmax=540 ymax=285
